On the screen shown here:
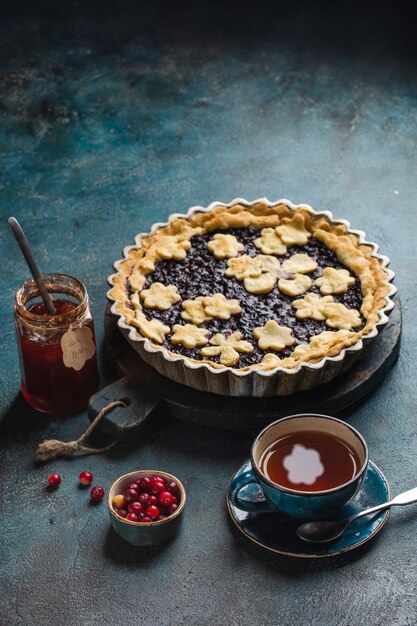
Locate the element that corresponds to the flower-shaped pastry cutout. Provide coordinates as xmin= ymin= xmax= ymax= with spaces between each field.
xmin=241 ymin=255 xmax=280 ymax=295
xmin=181 ymin=297 xmax=210 ymax=325
xmin=278 ymin=274 xmax=312 ymax=297
xmin=140 ymin=282 xmax=181 ymax=310
xmin=292 ymin=293 xmax=334 ymax=321
xmin=200 ymin=332 xmax=254 ymax=366
xmin=292 ymin=294 xmax=362 ymax=331
xmin=323 ymin=302 xmax=362 ymax=330
xmin=254 ymin=228 xmax=287 ymax=255
xmin=170 ymin=324 xmax=209 ymax=349
xmin=244 ymin=272 xmax=278 ymax=295
xmin=225 ymin=255 xmax=262 ymax=281
xmin=207 ymin=233 xmax=244 ymax=259
xmin=181 ymin=294 xmax=242 ymax=325
xmin=149 ymin=236 xmax=191 ymax=261
xmin=281 ymin=253 xmax=318 ymax=275
xmin=227 ymin=253 xmax=316 ymax=296
xmin=203 ymin=294 xmax=242 ymax=320
xmin=276 ymin=213 xmax=311 ymax=245
xmin=315 ymin=267 xmax=355 ymax=295
xmin=131 ymin=315 xmax=170 ymax=344
xmin=253 ymin=320 xmax=295 ymax=351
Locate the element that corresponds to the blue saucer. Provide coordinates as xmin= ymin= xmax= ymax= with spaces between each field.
xmin=227 ymin=459 xmax=390 ymax=558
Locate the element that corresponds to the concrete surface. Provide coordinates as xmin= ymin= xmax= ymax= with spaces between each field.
xmin=0 ymin=3 xmax=416 ymax=625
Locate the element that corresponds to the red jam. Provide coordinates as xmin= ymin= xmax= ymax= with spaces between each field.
xmin=14 ymin=275 xmax=100 ymax=414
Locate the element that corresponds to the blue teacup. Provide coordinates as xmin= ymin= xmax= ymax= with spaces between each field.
xmin=231 ymin=414 xmax=368 ymax=520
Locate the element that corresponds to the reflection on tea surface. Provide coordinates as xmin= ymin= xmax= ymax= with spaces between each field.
xmin=259 ymin=431 xmax=360 ymax=492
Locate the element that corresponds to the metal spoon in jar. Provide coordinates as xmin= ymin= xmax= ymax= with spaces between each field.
xmin=296 ymin=487 xmax=417 ymax=543
xmin=8 ymin=217 xmax=56 ymax=314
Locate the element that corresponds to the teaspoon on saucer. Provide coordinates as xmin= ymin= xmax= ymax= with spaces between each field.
xmin=296 ymin=486 xmax=417 ymax=543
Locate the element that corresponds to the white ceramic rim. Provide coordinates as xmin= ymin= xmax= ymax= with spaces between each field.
xmin=107 ymin=197 xmax=397 ymax=380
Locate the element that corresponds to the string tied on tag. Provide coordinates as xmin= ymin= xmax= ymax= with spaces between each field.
xmin=35 ymin=400 xmax=126 ymax=462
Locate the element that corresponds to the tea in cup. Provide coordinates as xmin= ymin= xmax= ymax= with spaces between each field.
xmin=231 ymin=414 xmax=368 ymax=520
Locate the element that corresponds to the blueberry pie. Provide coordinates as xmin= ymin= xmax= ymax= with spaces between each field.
xmin=108 ymin=199 xmax=396 ymax=396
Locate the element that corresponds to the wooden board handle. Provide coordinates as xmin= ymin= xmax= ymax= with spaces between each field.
xmin=88 ymin=376 xmax=164 ymax=440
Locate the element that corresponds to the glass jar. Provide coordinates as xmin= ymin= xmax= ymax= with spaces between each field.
xmin=14 ymin=274 xmax=100 ymax=414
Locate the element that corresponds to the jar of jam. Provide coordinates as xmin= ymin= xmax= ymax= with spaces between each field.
xmin=14 ymin=274 xmax=100 ymax=414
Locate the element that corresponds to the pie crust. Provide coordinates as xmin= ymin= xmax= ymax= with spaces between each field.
xmin=108 ymin=198 xmax=396 ymax=396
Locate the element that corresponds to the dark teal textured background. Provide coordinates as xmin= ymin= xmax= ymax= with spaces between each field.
xmin=0 ymin=3 xmax=416 ymax=625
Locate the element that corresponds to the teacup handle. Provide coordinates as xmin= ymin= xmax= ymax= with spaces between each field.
xmin=230 ymin=470 xmax=271 ymax=513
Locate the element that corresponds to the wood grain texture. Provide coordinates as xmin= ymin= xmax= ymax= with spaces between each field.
xmin=0 ymin=3 xmax=416 ymax=626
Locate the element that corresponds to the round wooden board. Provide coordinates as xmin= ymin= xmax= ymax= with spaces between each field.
xmin=100 ymin=301 xmax=401 ymax=431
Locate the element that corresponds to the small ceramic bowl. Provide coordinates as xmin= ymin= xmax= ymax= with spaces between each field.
xmin=108 ymin=470 xmax=186 ymax=546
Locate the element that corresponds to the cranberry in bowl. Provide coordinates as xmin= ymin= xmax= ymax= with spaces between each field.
xmin=108 ymin=470 xmax=186 ymax=546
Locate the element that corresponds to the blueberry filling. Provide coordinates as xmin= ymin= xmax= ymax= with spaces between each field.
xmin=127 ymin=228 xmax=364 ymax=367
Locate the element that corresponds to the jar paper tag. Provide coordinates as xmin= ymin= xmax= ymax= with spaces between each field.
xmin=61 ymin=326 xmax=96 ymax=371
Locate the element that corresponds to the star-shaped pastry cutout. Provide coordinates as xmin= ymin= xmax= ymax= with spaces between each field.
xmin=253 ymin=320 xmax=295 ymax=351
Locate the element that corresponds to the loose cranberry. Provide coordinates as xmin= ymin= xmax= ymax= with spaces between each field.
xmin=47 ymin=473 xmax=61 ymax=488
xmin=159 ymin=491 xmax=174 ymax=507
xmin=140 ymin=516 xmax=152 ymax=523
xmin=157 ymin=515 xmax=166 ymax=521
xmin=124 ymin=488 xmax=139 ymax=503
xmin=139 ymin=493 xmax=149 ymax=506
xmin=126 ymin=513 xmax=138 ymax=522
xmin=166 ymin=503 xmax=178 ymax=515
xmin=90 ymin=486 xmax=105 ymax=502
xmin=117 ymin=508 xmax=128 ymax=519
xmin=166 ymin=481 xmax=179 ymax=494
xmin=146 ymin=505 xmax=160 ymax=519
xmin=79 ymin=471 xmax=93 ymax=486
xmin=112 ymin=494 xmax=126 ymax=509
xmin=139 ymin=476 xmax=152 ymax=492
xmin=128 ymin=501 xmax=143 ymax=515
xmin=128 ymin=482 xmax=140 ymax=492
xmin=148 ymin=495 xmax=158 ymax=506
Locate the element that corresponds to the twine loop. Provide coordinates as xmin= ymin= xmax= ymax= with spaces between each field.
xmin=35 ymin=400 xmax=126 ymax=462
